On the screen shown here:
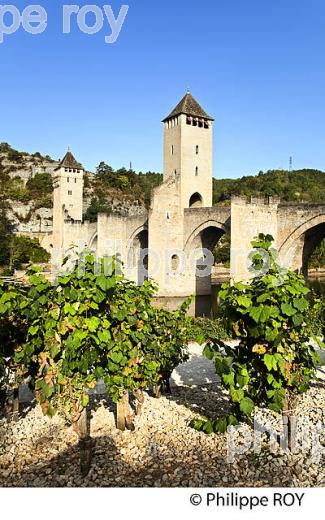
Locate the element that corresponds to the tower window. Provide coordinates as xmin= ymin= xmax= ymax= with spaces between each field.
xmin=196 ymin=145 xmax=199 ymax=155
xmin=68 ymin=190 xmax=72 ymax=196
xmin=186 ymin=116 xmax=191 ymax=125
xmin=171 ymin=255 xmax=180 ymax=271
xmin=171 ymin=145 xmax=174 ymax=155
xmin=67 ymin=177 xmax=70 ymax=183
xmin=198 ymin=120 xmax=203 ymax=128
xmin=74 ymin=178 xmax=77 ymax=183
xmin=195 ymin=167 xmax=199 ymax=176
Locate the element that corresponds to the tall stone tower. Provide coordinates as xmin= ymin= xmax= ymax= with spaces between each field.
xmin=162 ymin=90 xmax=214 ymax=209
xmin=52 ymin=150 xmax=84 ymax=262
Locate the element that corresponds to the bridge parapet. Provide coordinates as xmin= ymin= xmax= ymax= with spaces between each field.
xmin=231 ymin=195 xmax=281 ymax=206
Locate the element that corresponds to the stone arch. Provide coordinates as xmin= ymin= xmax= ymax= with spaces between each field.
xmin=184 ymin=221 xmax=231 ymax=315
xmin=184 ymin=220 xmax=230 ymax=253
xmin=278 ymin=214 xmax=325 ymax=275
xmin=127 ymin=225 xmax=149 ymax=286
xmin=301 ymin=223 xmax=325 ymax=276
xmin=128 ymin=224 xmax=148 ymax=245
xmin=89 ymin=232 xmax=98 ymax=254
xmin=189 ymin=192 xmax=203 ymax=208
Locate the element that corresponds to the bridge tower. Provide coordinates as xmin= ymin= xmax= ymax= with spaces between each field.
xmin=52 ymin=150 xmax=84 ymax=267
xmin=162 ymin=90 xmax=214 ymax=209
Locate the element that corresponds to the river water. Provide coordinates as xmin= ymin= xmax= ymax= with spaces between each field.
xmin=155 ymin=277 xmax=325 ymax=318
xmin=308 ymin=278 xmax=325 ymax=296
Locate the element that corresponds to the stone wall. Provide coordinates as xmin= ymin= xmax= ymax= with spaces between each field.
xmin=230 ymin=196 xmax=279 ymax=281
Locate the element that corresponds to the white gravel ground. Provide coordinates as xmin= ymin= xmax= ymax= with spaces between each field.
xmin=0 ymin=344 xmax=324 ymax=488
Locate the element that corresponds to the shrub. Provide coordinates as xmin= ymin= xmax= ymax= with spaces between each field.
xmin=33 ymin=195 xmax=53 ymax=210
xmin=9 ymin=235 xmax=50 ymax=270
xmin=188 ymin=316 xmax=229 ymax=344
xmin=0 ymin=280 xmax=27 ymax=407
xmin=26 ymin=173 xmax=53 ymax=199
xmin=0 ymin=206 xmax=12 ymax=266
xmin=213 ymin=234 xmax=230 ymax=266
xmin=84 ymin=198 xmax=112 ymax=222
xmin=7 ymin=149 xmax=23 ymax=162
xmin=11 ymin=252 xmax=190 ymax=424
xmin=307 ymin=293 xmax=325 ymax=338
xmin=7 ymin=178 xmax=30 ymax=202
xmin=0 ymin=143 xmax=12 ymax=153
xmin=1 ymin=251 xmax=190 ymax=471
xmin=195 ymin=234 xmax=324 ymax=436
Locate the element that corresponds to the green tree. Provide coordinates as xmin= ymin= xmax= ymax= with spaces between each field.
xmin=0 ymin=206 xmax=12 ymax=267
xmin=0 ymin=160 xmax=12 ymax=266
xmin=26 ymin=172 xmax=53 ymax=198
xmin=213 ymin=169 xmax=325 ymax=205
xmin=213 ymin=234 xmax=230 ymax=266
xmin=0 ymin=252 xmax=190 ymax=476
xmin=84 ymin=198 xmax=112 ymax=222
xmin=9 ymin=235 xmax=50 ymax=270
xmin=195 ymin=234 xmax=324 ymax=443
xmin=309 ymin=239 xmax=325 ymax=269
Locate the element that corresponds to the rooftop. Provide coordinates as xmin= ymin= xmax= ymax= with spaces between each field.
xmin=55 ymin=150 xmax=83 ymax=170
xmin=163 ymin=91 xmax=214 ymax=122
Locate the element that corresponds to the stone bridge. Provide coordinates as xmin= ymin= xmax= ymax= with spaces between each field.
xmin=51 ymin=98 xmax=324 ymax=306
xmin=183 ymin=206 xmax=231 ymax=252
xmin=54 ymin=193 xmax=325 ymax=301
xmin=231 ymin=197 xmax=325 ymax=282
xmin=277 ymin=202 xmax=325 ymax=276
xmin=102 ymin=197 xmax=325 ymax=299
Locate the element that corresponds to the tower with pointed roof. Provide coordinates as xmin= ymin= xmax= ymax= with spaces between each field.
xmin=52 ymin=150 xmax=84 ymax=260
xmin=162 ymin=90 xmax=214 ymax=209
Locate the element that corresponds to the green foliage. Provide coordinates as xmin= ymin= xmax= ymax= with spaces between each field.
xmin=195 ymin=234 xmax=324 ymax=434
xmin=188 ymin=317 xmax=229 ymax=345
xmin=0 ymin=280 xmax=27 ymax=399
xmin=6 ymin=178 xmax=30 ymax=203
xmin=149 ymin=301 xmax=190 ymax=381
xmin=0 ymin=143 xmax=12 ymax=153
xmin=94 ymin=162 xmax=163 ymax=207
xmin=0 ymin=207 xmax=12 ymax=266
xmin=306 ymin=293 xmax=325 ymax=338
xmin=309 ymin=238 xmax=325 ymax=269
xmin=2 ymin=252 xmax=190 ymax=424
xmin=9 ymin=235 xmax=50 ymax=270
xmin=0 ymin=162 xmax=13 ymax=266
xmin=6 ymin=148 xmax=24 ymax=162
xmin=26 ymin=173 xmax=53 ymax=199
xmin=213 ymin=234 xmax=230 ymax=266
xmin=213 ymin=169 xmax=325 ymax=205
xmin=84 ymin=197 xmax=112 ymax=222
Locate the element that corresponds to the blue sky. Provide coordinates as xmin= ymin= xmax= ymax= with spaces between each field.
xmin=1 ymin=0 xmax=325 ymax=178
